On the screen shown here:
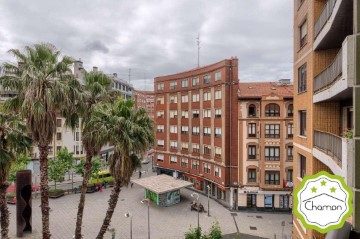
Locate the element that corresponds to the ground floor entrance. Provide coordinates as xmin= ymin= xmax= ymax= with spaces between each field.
xmin=238 ymin=190 xmax=292 ymax=211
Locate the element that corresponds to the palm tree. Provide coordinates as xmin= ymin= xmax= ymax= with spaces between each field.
xmin=72 ymin=71 xmax=119 ymax=239
xmin=0 ymin=43 xmax=81 ymax=238
xmin=83 ymin=99 xmax=153 ymax=238
xmin=0 ymin=111 xmax=32 ymax=239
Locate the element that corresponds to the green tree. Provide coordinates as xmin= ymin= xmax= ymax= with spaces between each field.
xmin=75 ymin=156 xmax=102 ymax=178
xmin=0 ymin=43 xmax=81 ymax=238
xmin=86 ymin=99 xmax=153 ymax=238
xmin=48 ymin=158 xmax=66 ymax=189
xmin=70 ymin=71 xmax=118 ymax=239
xmin=8 ymin=154 xmax=30 ymax=182
xmin=56 ymin=147 xmax=74 ymax=180
xmin=184 ymin=221 xmax=222 ymax=239
xmin=0 ymin=112 xmax=31 ymax=239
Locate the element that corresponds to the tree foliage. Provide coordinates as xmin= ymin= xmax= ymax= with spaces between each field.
xmin=185 ymin=221 xmax=222 ymax=239
xmin=75 ymin=156 xmax=102 ymax=178
xmin=8 ymin=154 xmax=30 ymax=182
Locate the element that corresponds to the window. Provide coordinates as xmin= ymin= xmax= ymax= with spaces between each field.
xmin=265 ymin=103 xmax=280 ymax=117
xmin=170 ymin=95 xmax=177 ymax=103
xmin=299 ymin=110 xmax=307 ymax=136
xmin=203 ymin=145 xmax=211 ymax=155
xmin=299 ymin=20 xmax=307 ymax=48
xmin=287 ymin=146 xmax=293 ymax=160
xmin=299 ymin=154 xmax=306 ymax=178
xmin=192 ymin=77 xmax=199 ymax=86
xmin=248 ymin=145 xmax=256 ymax=160
xmin=170 ymin=141 xmax=178 ymax=149
xmin=157 ymin=139 xmax=164 ymax=147
xmin=170 ymin=81 xmax=177 ymax=89
xmin=181 ymin=110 xmax=189 ymax=118
xmin=265 ymin=171 xmax=280 ymax=185
xmin=203 ymin=163 xmax=211 ymax=174
xmin=215 ymin=72 xmax=221 ymax=81
xmin=215 ymin=109 xmax=222 ymax=118
xmin=181 ymin=95 xmax=188 ymax=103
xmin=157 ymin=97 xmax=164 ymax=104
xmin=248 ymin=104 xmax=256 ymax=117
xmin=75 ymin=132 xmax=80 ymax=141
xmin=156 ymin=125 xmax=164 ymax=133
xmin=157 ymin=83 xmax=164 ymax=90
xmin=192 ymin=94 xmax=200 ymax=102
xmin=192 ymin=160 xmax=199 ymax=170
xmin=215 ymin=147 xmax=221 ymax=157
xmin=248 ymin=123 xmax=256 ymax=137
xmin=265 ymin=124 xmax=280 ymax=138
xmin=192 ymin=126 xmax=200 ymax=136
xmin=288 ymin=123 xmax=294 ymax=138
xmin=56 ymin=146 xmax=61 ymax=152
xmin=265 ymin=147 xmax=280 ymax=161
xmin=192 ymin=144 xmax=200 ymax=153
xmin=298 ymin=63 xmax=307 ymax=93
xmin=248 ymin=169 xmax=256 ymax=183
xmin=288 ymin=104 xmax=293 ymax=117
xmin=203 ymin=92 xmax=211 ymax=101
xmin=181 ymin=142 xmax=189 ymax=151
xmin=215 ymin=90 xmax=222 ymax=100
xmin=157 ymin=154 xmax=164 ymax=161
xmin=75 ymin=145 xmax=80 ymax=154
xmin=181 ymin=79 xmax=188 ymax=88
xmin=170 ymin=125 xmax=178 ymax=134
xmin=203 ymin=109 xmax=211 ymax=118
xmin=279 ymin=195 xmax=289 ymax=209
xmin=157 ymin=111 xmax=164 ymax=118
xmin=170 ymin=156 xmax=177 ymax=163
xmin=170 ymin=110 xmax=178 ymax=118
xmin=56 ymin=119 xmax=62 ymax=127
xmin=181 ymin=126 xmax=189 ymax=135
xmin=215 ymin=128 xmax=221 ymax=137
xmin=203 ymin=74 xmax=211 ymax=84
xmin=181 ymin=158 xmax=188 ymax=168
xmin=287 ymin=169 xmax=293 ymax=183
xmin=56 ymin=132 xmax=62 ymax=141
xmin=192 ymin=110 xmax=200 ymax=118
xmin=203 ymin=127 xmax=211 ymax=136
xmin=215 ymin=167 xmax=221 ymax=177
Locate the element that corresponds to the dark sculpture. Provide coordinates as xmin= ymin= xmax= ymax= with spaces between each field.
xmin=16 ymin=170 xmax=32 ymax=237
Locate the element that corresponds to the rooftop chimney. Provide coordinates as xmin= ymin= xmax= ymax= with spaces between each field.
xmin=113 ymin=73 xmax=117 ymax=78
xmin=93 ymin=66 xmax=98 ymax=72
xmin=279 ymin=79 xmax=291 ymax=85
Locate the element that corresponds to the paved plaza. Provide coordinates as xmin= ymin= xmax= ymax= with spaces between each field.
xmin=8 ymin=169 xmax=293 ymax=239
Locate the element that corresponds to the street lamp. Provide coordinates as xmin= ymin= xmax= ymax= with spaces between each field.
xmin=141 ymin=198 xmax=150 ymax=239
xmin=207 ymin=185 xmax=211 ymax=217
xmin=191 ymin=192 xmax=200 ymax=238
xmin=124 ymin=212 xmax=132 ymax=239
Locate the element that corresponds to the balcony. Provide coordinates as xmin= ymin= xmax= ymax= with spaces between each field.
xmin=313 ymin=36 xmax=354 ymax=103
xmin=313 ymin=0 xmax=353 ymax=50
xmin=313 ymin=130 xmax=353 ymax=182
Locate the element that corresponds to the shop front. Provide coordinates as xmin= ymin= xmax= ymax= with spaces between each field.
xmin=238 ymin=189 xmax=292 ymax=211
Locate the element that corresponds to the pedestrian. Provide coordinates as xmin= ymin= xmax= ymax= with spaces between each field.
xmin=139 ymin=171 xmax=142 ymax=179
xmin=131 ymin=182 xmax=134 ymax=188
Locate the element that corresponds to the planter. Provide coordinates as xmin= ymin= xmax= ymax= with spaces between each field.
xmin=6 ymin=193 xmax=16 ymax=204
xmin=49 ymin=189 xmax=65 ymax=198
xmin=86 ymin=184 xmax=97 ymax=193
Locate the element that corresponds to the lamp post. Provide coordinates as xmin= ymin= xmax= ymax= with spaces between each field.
xmin=124 ymin=212 xmax=132 ymax=239
xmin=191 ymin=192 xmax=200 ymax=239
xmin=141 ymin=199 xmax=150 ymax=239
xmin=207 ymin=185 xmax=211 ymax=217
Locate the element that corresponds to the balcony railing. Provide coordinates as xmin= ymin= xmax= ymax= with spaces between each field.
xmin=313 ymin=49 xmax=342 ymax=92
xmin=314 ymin=0 xmax=337 ymax=38
xmin=314 ymin=130 xmax=342 ymax=164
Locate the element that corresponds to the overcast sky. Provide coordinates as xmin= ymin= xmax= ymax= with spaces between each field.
xmin=0 ymin=0 xmax=293 ymax=90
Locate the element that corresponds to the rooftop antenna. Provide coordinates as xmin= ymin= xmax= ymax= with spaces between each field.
xmin=197 ymin=33 xmax=200 ymax=68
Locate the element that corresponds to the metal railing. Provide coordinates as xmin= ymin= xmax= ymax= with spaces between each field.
xmin=314 ymin=130 xmax=342 ymax=165
xmin=313 ymin=49 xmax=342 ymax=92
xmin=314 ymin=0 xmax=337 ymax=38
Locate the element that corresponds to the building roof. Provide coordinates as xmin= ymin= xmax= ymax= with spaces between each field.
xmin=238 ymin=82 xmax=293 ymax=99
xmin=131 ymin=174 xmax=193 ymax=194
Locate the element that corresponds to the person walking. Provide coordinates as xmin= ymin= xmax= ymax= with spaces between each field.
xmin=139 ymin=171 xmax=142 ymax=179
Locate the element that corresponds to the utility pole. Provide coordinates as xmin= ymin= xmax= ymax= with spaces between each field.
xmin=197 ymin=33 xmax=200 ymax=68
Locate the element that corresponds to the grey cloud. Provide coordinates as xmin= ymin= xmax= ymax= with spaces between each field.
xmin=84 ymin=40 xmax=109 ymax=54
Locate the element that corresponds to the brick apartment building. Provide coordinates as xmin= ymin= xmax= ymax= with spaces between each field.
xmin=133 ymin=90 xmax=155 ymax=120
xmin=154 ymin=58 xmax=239 ymax=208
xmin=293 ymin=0 xmax=360 ymax=238
xmin=237 ymin=81 xmax=294 ymax=211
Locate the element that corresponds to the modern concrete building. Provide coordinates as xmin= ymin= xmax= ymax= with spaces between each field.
xmin=154 ymin=58 xmax=239 ymax=208
xmin=109 ymin=72 xmax=133 ymax=99
xmin=293 ymin=0 xmax=360 ymax=238
xmin=237 ymin=81 xmax=294 ymax=211
xmin=133 ymin=90 xmax=155 ymax=120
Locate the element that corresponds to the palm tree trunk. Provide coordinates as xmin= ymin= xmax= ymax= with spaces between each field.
xmin=0 ymin=183 xmax=10 ymax=239
xmin=96 ymin=181 xmax=121 ymax=239
xmin=39 ymin=144 xmax=51 ymax=239
xmin=74 ymin=152 xmax=92 ymax=239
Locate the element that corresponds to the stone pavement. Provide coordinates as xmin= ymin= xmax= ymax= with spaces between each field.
xmin=7 ymin=168 xmax=292 ymax=239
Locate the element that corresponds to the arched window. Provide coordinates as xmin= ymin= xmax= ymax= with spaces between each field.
xmin=248 ymin=104 xmax=256 ymax=117
xmin=288 ymin=104 xmax=293 ymax=117
xmin=265 ymin=103 xmax=280 ymax=117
